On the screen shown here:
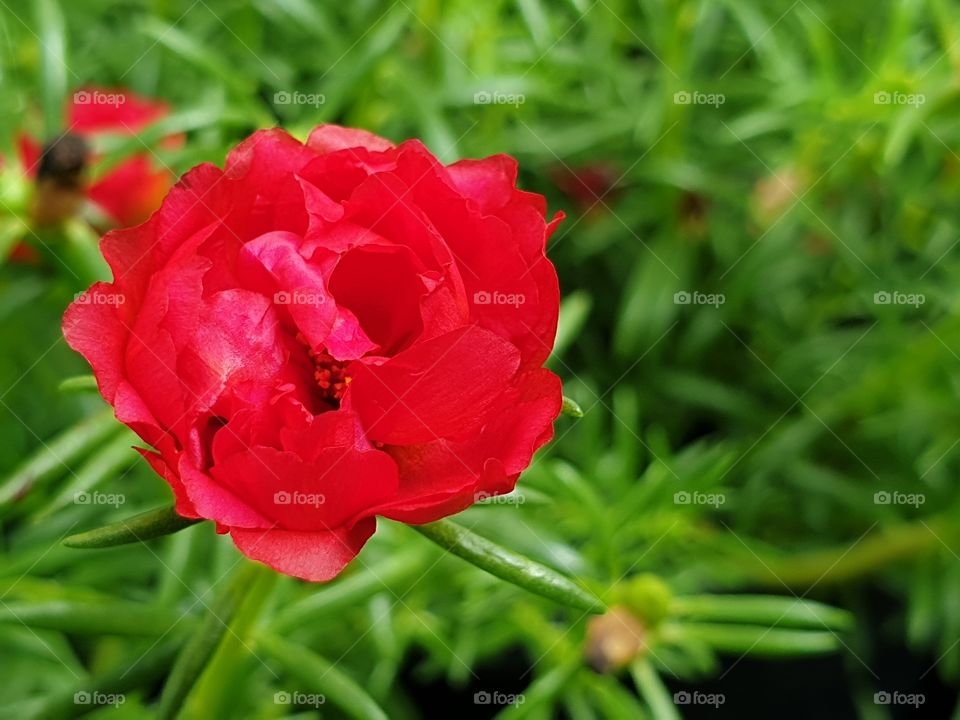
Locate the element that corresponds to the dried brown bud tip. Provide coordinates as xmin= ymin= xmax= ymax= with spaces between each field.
xmin=37 ymin=132 xmax=90 ymax=189
xmin=584 ymin=605 xmax=647 ymax=674
xmin=32 ymin=133 xmax=90 ymax=226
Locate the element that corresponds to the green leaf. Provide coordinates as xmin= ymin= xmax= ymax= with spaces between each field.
xmin=139 ymin=19 xmax=253 ymax=97
xmin=258 ymin=633 xmax=390 ymax=720
xmin=26 ymin=639 xmax=181 ymax=720
xmin=551 ymin=290 xmax=592 ymax=361
xmin=34 ymin=0 xmax=68 ymax=138
xmin=35 ymin=431 xmax=138 ymax=520
xmin=184 ymin=565 xmax=279 ymax=718
xmin=63 ymin=504 xmax=202 ymax=549
xmin=0 ymin=600 xmax=193 ymax=636
xmin=157 ymin=563 xmax=264 ymax=720
xmin=410 ymin=519 xmax=605 ymax=613
xmin=496 ymin=659 xmax=581 ymax=719
xmin=61 ymin=218 xmax=111 ymax=286
xmin=0 ymin=217 xmax=26 ymax=264
xmin=271 ymin=547 xmax=428 ymax=633
xmin=672 ymin=594 xmax=853 ymax=631
xmin=630 ymin=660 xmax=681 ymax=720
xmin=0 ymin=408 xmax=119 ymax=512
xmin=515 ymin=0 xmax=551 ymax=50
xmin=676 ymin=622 xmax=844 ymax=657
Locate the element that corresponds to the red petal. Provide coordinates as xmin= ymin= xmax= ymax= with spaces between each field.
xmin=348 ymin=325 xmax=520 ymax=444
xmin=307 ymin=124 xmax=395 ymax=154
xmin=328 ymin=244 xmax=425 ymax=355
xmin=88 ymin=156 xmax=171 ymax=227
xmin=237 ymin=231 xmax=336 ymax=350
xmin=230 ymin=518 xmax=376 ymax=582
xmin=68 ymin=88 xmax=168 ymax=134
xmin=213 ymin=443 xmax=398 ymax=530
xmin=62 ymin=282 xmax=128 ymax=402
xmin=445 ymin=154 xmax=518 ymax=214
xmin=370 ymin=368 xmax=561 ymax=523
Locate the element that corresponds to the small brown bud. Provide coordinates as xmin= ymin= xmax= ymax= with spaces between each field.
xmin=584 ymin=605 xmax=647 ymax=673
xmin=32 ymin=132 xmax=90 ymax=227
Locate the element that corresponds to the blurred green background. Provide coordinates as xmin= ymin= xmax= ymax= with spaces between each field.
xmin=2 ymin=0 xmax=960 ymax=717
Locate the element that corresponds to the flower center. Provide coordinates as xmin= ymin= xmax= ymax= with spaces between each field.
xmin=310 ymin=348 xmax=351 ymax=403
xmin=297 ymin=334 xmax=351 ymax=405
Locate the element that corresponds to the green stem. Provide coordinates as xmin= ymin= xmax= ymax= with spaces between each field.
xmin=258 ymin=633 xmax=391 ymax=720
xmin=157 ymin=562 xmax=267 ymax=720
xmin=630 ymin=660 xmax=681 ymax=720
xmin=411 ymin=519 xmax=605 ymax=613
xmin=750 ymin=518 xmax=952 ymax=587
xmin=672 ymin=594 xmax=852 ymax=630
xmin=63 ymin=505 xmax=202 ymax=548
xmin=670 ymin=622 xmax=842 ymax=657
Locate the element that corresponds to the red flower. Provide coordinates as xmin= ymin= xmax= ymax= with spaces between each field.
xmin=549 ymin=161 xmax=621 ymax=214
xmin=19 ymin=87 xmax=174 ymax=228
xmin=63 ymin=125 xmax=564 ymax=581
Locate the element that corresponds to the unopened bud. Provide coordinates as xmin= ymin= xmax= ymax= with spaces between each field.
xmin=33 ymin=132 xmax=89 ymax=226
xmin=584 ymin=605 xmax=646 ymax=673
